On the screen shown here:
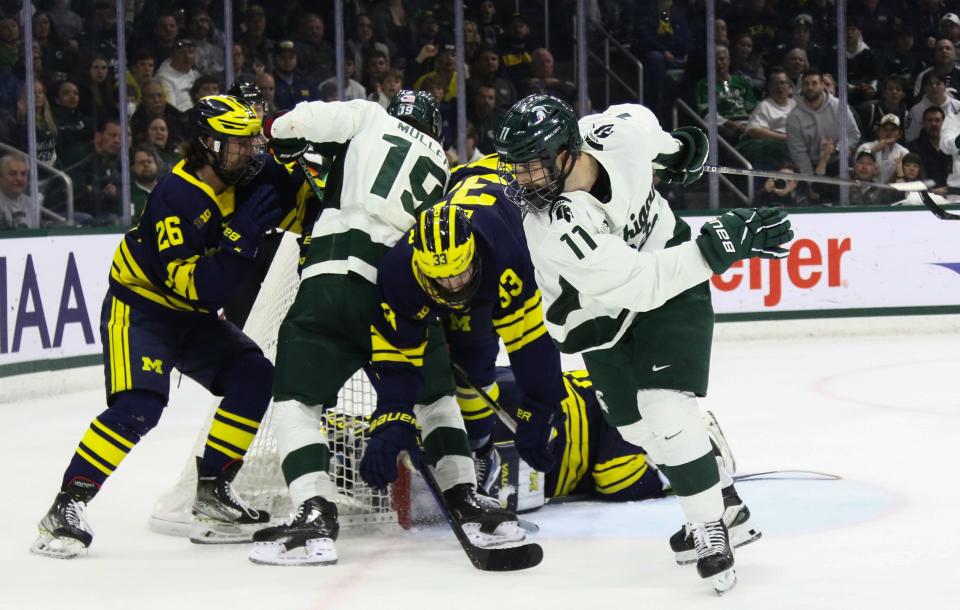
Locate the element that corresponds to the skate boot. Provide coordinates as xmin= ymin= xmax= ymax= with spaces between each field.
xmin=30 ymin=477 xmax=98 ymax=559
xmin=669 ymin=484 xmax=761 ymax=564
xmin=190 ymin=458 xmax=269 ymax=544
xmin=473 ymin=440 xmax=502 ymax=497
xmin=249 ymin=496 xmax=339 ymax=566
xmin=443 ymin=483 xmax=525 ymax=548
xmin=691 ymin=519 xmax=737 ymax=595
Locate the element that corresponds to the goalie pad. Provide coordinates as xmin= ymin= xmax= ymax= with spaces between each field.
xmin=489 ymin=442 xmax=546 ymax=513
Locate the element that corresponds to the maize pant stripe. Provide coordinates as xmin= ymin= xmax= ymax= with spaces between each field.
xmin=75 ymin=417 xmax=137 ymax=476
xmin=205 ymin=408 xmax=260 ymax=460
xmin=554 ymin=376 xmax=590 ymax=497
xmin=371 ymin=325 xmax=426 ymax=366
xmin=456 ymin=383 xmax=498 ymax=421
xmin=593 ymin=453 xmax=649 ymax=495
xmin=108 ymin=298 xmax=133 ymax=394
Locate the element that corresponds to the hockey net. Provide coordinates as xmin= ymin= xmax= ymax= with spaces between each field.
xmin=149 ymin=232 xmax=410 ymax=536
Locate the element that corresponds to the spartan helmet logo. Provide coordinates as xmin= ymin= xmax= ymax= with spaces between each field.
xmin=532 ymin=106 xmax=548 ymax=123
xmin=595 ymin=390 xmax=610 ymax=414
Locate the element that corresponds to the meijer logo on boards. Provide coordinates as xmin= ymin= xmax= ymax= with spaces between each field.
xmin=711 ymin=238 xmax=851 ymax=307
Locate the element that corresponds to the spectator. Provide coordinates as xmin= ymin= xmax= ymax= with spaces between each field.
xmin=754 ymin=163 xmax=807 ymax=207
xmin=476 ymin=0 xmax=503 ymax=49
xmin=856 ymin=114 xmax=909 ymax=183
xmin=371 ymin=0 xmax=414 ymax=65
xmin=0 ymin=152 xmax=31 ymax=229
xmin=187 ymin=8 xmax=225 ymax=77
xmin=773 ymin=13 xmax=827 ymax=72
xmin=231 ymin=44 xmax=258 ymax=84
xmin=844 ymin=18 xmax=881 ymax=105
xmin=254 ymin=72 xmax=277 ymax=114
xmin=858 ymin=75 xmax=909 ymax=143
xmin=347 ymin=13 xmax=391 ymax=85
xmin=138 ymin=116 xmax=179 ymax=170
xmin=739 ymin=66 xmax=796 ymax=169
xmin=633 ymin=0 xmax=694 ymax=117
xmin=79 ymin=55 xmax=119 ymax=118
xmin=731 ymin=34 xmax=766 ymax=97
xmin=419 ymin=75 xmax=455 ymax=149
xmin=695 ymin=45 xmax=757 ymax=142
xmin=406 ymin=10 xmax=442 ymax=82
xmin=786 ymin=69 xmax=861 ymax=200
xmin=189 ymin=75 xmax=222 ymax=106
xmin=715 ymin=18 xmax=730 ymax=48
xmin=523 ymin=47 xmax=576 ymax=104
xmin=801 ymin=0 xmax=840 ymax=46
xmin=239 ymin=5 xmax=276 ymax=72
xmin=822 ymin=73 xmax=838 ymax=97
xmin=318 ymin=56 xmax=367 ymax=101
xmin=129 ymin=143 xmax=161 ymax=219
xmin=147 ymin=12 xmax=179 ymax=66
xmin=469 ymin=82 xmax=501 ymax=154
xmin=855 ymin=0 xmax=898 ymax=49
xmin=130 ymin=79 xmax=185 ymax=147
xmin=905 ymin=71 xmax=960 ymax=142
xmin=363 ymin=49 xmax=391 ymax=95
xmin=783 ymin=47 xmax=810 ymax=90
xmin=882 ymin=30 xmax=923 ymax=79
xmin=47 ymin=0 xmax=83 ymax=42
xmin=848 ymin=150 xmax=900 ymax=204
xmin=369 ymin=68 xmax=404 ymax=108
xmin=51 ymin=79 xmax=91 ymax=168
xmin=894 ymin=152 xmax=941 ymax=191
xmin=936 ymin=13 xmax=960 ymax=47
xmin=34 ymin=11 xmax=77 ymax=81
xmin=0 ymin=15 xmax=19 ymax=70
xmin=463 ymin=19 xmax=483 ymax=64
xmin=501 ymin=13 xmax=535 ymax=85
xmin=272 ymin=41 xmax=317 ymax=112
xmin=69 ymin=116 xmax=126 ymax=226
xmin=470 ymin=45 xmax=517 ymax=112
xmin=294 ymin=12 xmax=335 ymax=84
xmin=726 ymin=0 xmax=779 ymax=58
xmin=414 ymin=39 xmax=458 ymax=102
xmin=155 ymin=39 xmax=200 ymax=112
xmin=13 ymin=81 xmax=58 ymax=166
xmin=912 ymin=39 xmax=960 ymax=98
xmin=125 ymin=48 xmax=156 ymax=111
xmin=908 ymin=105 xmax=952 ymax=187
xmin=75 ymin=0 xmax=117 ymax=69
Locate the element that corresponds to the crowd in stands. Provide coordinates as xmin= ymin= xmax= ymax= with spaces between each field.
xmin=6 ymin=0 xmax=960 ymax=229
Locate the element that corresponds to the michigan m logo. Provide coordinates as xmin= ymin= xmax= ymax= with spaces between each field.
xmin=448 ymin=314 xmax=471 ymax=331
xmin=142 ymin=357 xmax=164 ymax=375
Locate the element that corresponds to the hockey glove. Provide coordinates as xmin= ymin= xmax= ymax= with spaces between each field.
xmin=263 ymin=111 xmax=311 ymax=162
xmin=221 ymin=185 xmax=281 ymax=259
xmin=359 ymin=408 xmax=421 ymax=490
xmin=513 ymin=404 xmax=563 ymax=473
xmin=695 ymin=207 xmax=794 ymax=274
xmin=654 ymin=126 xmax=709 ymax=186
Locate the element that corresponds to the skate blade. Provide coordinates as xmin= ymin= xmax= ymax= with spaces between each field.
xmin=248 ymin=538 xmax=338 ymax=566
xmin=189 ymin=521 xmax=259 ymax=544
xmin=674 ymin=523 xmax=763 ymax=565
xmin=462 ymin=521 xmax=526 ymax=548
xmin=712 ymin=568 xmax=738 ymax=596
xmin=30 ymin=532 xmax=87 ymax=559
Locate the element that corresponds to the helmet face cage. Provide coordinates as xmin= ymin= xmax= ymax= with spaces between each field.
xmin=194 ymin=95 xmax=265 ymax=185
xmin=494 ymin=94 xmax=581 ymax=214
xmin=412 ymin=204 xmax=482 ymax=309
xmin=204 ymin=133 xmax=266 ymax=185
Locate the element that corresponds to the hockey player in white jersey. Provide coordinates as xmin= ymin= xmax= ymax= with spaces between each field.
xmin=249 ymin=91 xmax=518 ymax=565
xmin=495 ymin=95 xmax=793 ymax=594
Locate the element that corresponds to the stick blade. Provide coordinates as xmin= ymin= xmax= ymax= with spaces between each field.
xmin=471 ymin=542 xmax=544 ymax=571
xmin=920 ymin=191 xmax=960 ymax=220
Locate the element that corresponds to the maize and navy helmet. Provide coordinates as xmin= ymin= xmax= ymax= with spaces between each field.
xmin=192 ymin=94 xmax=262 ymax=139
xmin=411 ymin=203 xmax=481 ymax=308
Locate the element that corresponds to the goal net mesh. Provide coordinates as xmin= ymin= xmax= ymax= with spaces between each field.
xmin=149 ymin=232 xmax=407 ymax=535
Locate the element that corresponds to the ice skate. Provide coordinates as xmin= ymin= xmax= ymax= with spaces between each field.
xmin=473 ymin=440 xmax=501 ymax=497
xmin=690 ymin=519 xmax=737 ymax=595
xmin=669 ymin=485 xmax=761 ymax=564
xmin=249 ymin=496 xmax=339 ymax=566
xmin=30 ymin=477 xmax=97 ymax=559
xmin=444 ymin=483 xmax=525 ymax=548
xmin=191 ymin=458 xmax=269 ymax=544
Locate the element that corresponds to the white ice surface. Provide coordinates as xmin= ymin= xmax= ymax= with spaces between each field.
xmin=3 ymin=331 xmax=959 ymax=610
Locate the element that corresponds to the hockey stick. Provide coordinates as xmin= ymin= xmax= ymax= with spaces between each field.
xmin=417 ymin=458 xmax=544 ymax=571
xmin=451 ymin=363 xmax=518 ymax=434
xmin=704 ymin=164 xmax=960 ymax=220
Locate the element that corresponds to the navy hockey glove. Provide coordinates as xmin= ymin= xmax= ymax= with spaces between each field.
xmin=654 ymin=126 xmax=709 ymax=186
xmin=221 ymin=185 xmax=281 ymax=259
xmin=359 ymin=408 xmax=421 ymax=489
xmin=263 ymin=111 xmax=310 ymax=162
xmin=513 ymin=405 xmax=562 ymax=473
xmin=695 ymin=207 xmax=794 ymax=274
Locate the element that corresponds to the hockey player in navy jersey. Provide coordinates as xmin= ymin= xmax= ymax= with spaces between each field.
xmin=31 ymin=95 xmax=320 ymax=558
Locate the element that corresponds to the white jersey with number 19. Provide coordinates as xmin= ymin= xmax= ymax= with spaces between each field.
xmin=522 ymin=103 xmax=714 ymax=354
xmin=269 ymin=99 xmax=450 ymax=284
